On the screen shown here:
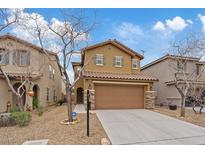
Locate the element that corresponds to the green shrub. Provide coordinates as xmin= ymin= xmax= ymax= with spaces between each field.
xmin=37 ymin=105 xmax=43 ymax=117
xmin=11 ymin=112 xmax=31 ymax=127
xmin=56 ymin=99 xmax=65 ymax=106
xmin=0 ymin=114 xmax=16 ymax=127
xmin=9 ymin=106 xmax=21 ymax=113
xmin=32 ymin=97 xmax=39 ymax=109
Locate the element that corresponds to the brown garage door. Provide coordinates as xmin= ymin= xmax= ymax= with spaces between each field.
xmin=95 ymin=83 xmax=144 ymax=109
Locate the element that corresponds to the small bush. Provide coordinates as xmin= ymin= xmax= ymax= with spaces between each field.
xmin=56 ymin=99 xmax=65 ymax=106
xmin=11 ymin=112 xmax=31 ymax=127
xmin=37 ymin=105 xmax=44 ymax=117
xmin=0 ymin=113 xmax=16 ymax=127
xmin=32 ymin=97 xmax=39 ymax=109
xmin=9 ymin=106 xmax=21 ymax=113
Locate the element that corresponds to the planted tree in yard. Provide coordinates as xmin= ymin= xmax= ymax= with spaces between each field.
xmin=168 ymin=34 xmax=205 ymax=117
xmin=16 ymin=9 xmax=96 ymax=122
xmin=0 ymin=8 xmax=32 ymax=111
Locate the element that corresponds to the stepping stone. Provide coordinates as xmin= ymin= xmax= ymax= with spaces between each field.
xmin=22 ymin=139 xmax=49 ymax=145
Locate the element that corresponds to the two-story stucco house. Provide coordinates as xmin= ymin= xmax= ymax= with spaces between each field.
xmin=72 ymin=39 xmax=158 ymax=109
xmin=141 ymin=54 xmax=205 ymax=106
xmin=0 ymin=34 xmax=64 ymax=113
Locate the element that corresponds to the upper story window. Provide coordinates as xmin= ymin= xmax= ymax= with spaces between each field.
xmin=132 ymin=59 xmax=140 ymax=69
xmin=49 ymin=65 xmax=55 ymax=80
xmin=114 ymin=56 xmax=123 ymax=67
xmin=46 ymin=88 xmax=50 ymax=101
xmin=0 ymin=48 xmax=9 ymax=65
xmin=12 ymin=50 xmax=30 ymax=66
xmin=196 ymin=64 xmax=202 ymax=75
xmin=53 ymin=89 xmax=57 ymax=102
xmin=95 ymin=54 xmax=104 ymax=65
xmin=177 ymin=60 xmax=186 ymax=72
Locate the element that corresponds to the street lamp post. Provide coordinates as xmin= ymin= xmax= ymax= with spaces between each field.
xmin=87 ymin=82 xmax=92 ymax=137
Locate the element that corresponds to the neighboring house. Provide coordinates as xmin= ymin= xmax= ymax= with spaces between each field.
xmin=141 ymin=54 xmax=205 ymax=106
xmin=0 ymin=34 xmax=63 ymax=113
xmin=72 ymin=39 xmax=158 ymax=109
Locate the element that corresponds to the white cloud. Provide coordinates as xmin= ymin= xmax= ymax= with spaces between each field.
xmin=165 ymin=16 xmax=188 ymax=31
xmin=114 ymin=22 xmax=143 ymax=39
xmin=153 ymin=16 xmax=192 ymax=32
xmin=198 ymin=14 xmax=205 ymax=33
xmin=186 ymin=19 xmax=193 ymax=24
xmin=153 ymin=21 xmax=166 ymax=31
xmin=113 ymin=22 xmax=144 ymax=47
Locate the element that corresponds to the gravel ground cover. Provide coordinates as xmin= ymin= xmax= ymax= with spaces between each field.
xmin=152 ymin=106 xmax=205 ymax=128
xmin=0 ymin=104 xmax=109 ymax=145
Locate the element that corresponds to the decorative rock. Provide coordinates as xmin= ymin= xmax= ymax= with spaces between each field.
xmin=101 ymin=138 xmax=111 ymax=145
xmin=22 ymin=139 xmax=49 ymax=145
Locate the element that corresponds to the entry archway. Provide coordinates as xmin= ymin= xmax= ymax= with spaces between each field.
xmin=77 ymin=87 xmax=84 ymax=104
xmin=12 ymin=82 xmax=26 ymax=108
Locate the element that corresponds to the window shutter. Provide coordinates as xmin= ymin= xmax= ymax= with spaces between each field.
xmin=137 ymin=60 xmax=140 ymax=68
xmin=12 ymin=50 xmax=17 ymax=65
xmin=113 ymin=57 xmax=116 ymax=66
xmin=3 ymin=51 xmax=9 ymax=64
xmin=103 ymin=55 xmax=105 ymax=65
xmin=121 ymin=57 xmax=124 ymax=66
xmin=93 ymin=55 xmax=97 ymax=64
xmin=27 ymin=51 xmax=30 ymax=65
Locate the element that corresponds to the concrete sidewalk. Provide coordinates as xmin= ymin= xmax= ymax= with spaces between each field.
xmin=96 ymin=109 xmax=205 ymax=145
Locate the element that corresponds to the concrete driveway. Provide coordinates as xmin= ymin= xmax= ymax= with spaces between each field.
xmin=96 ymin=109 xmax=205 ymax=145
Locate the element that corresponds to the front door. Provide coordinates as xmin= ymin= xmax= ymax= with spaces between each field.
xmin=77 ymin=88 xmax=84 ymax=104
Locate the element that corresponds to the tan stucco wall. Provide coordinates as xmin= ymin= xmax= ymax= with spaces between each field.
xmin=84 ymin=44 xmax=141 ymax=74
xmin=0 ymin=79 xmax=11 ymax=112
xmin=72 ymin=42 xmax=154 ymax=107
xmin=141 ymin=58 xmax=205 ymax=106
xmin=142 ymin=59 xmax=179 ymax=105
xmin=0 ymin=38 xmax=63 ymax=113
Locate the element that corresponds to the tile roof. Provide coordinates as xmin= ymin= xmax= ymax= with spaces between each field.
xmin=82 ymin=70 xmax=158 ymax=81
xmin=165 ymin=79 xmax=205 ymax=85
xmin=0 ymin=72 xmax=42 ymax=80
xmin=142 ymin=54 xmax=201 ymax=70
xmin=82 ymin=39 xmax=144 ymax=59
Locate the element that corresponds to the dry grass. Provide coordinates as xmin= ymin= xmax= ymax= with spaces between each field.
xmin=0 ymin=104 xmax=109 ymax=145
xmin=151 ymin=106 xmax=205 ymax=128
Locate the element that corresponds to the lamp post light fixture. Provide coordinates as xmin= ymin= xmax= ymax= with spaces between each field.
xmin=87 ymin=81 xmax=92 ymax=137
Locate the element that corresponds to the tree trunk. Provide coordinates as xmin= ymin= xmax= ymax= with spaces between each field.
xmin=66 ymin=81 xmax=73 ymax=122
xmin=181 ymin=96 xmax=186 ymax=117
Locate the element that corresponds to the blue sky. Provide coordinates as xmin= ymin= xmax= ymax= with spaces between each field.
xmin=4 ymin=8 xmax=205 ymax=81
xmin=24 ymin=8 xmax=205 ymax=65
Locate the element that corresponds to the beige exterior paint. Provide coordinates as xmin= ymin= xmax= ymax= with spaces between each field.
xmin=0 ymin=35 xmax=64 ymax=113
xmin=72 ymin=41 xmax=155 ymax=109
xmin=142 ymin=55 xmax=205 ymax=106
xmin=84 ymin=44 xmax=141 ymax=74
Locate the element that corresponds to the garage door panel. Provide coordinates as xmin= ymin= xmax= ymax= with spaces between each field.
xmin=95 ymin=84 xmax=144 ymax=109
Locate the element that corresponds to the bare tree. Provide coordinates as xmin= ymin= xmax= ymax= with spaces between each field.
xmin=0 ymin=8 xmax=31 ymax=111
xmin=48 ymin=10 xmax=96 ymax=122
xmin=168 ymin=34 xmax=205 ymax=117
xmin=15 ymin=9 xmax=96 ymax=122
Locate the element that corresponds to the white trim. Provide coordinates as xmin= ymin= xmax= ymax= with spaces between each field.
xmin=95 ymin=54 xmax=104 ymax=65
xmin=93 ymin=80 xmax=149 ymax=86
xmin=114 ymin=56 xmax=122 ymax=67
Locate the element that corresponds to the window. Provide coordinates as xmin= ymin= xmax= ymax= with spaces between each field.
xmin=12 ymin=50 xmax=30 ymax=66
xmin=76 ymin=66 xmax=81 ymax=78
xmin=196 ymin=64 xmax=201 ymax=75
xmin=132 ymin=59 xmax=140 ymax=69
xmin=0 ymin=48 xmax=9 ymax=65
xmin=177 ymin=60 xmax=186 ymax=72
xmin=95 ymin=54 xmax=104 ymax=65
xmin=114 ymin=56 xmax=123 ymax=67
xmin=53 ymin=89 xmax=57 ymax=102
xmin=46 ymin=88 xmax=49 ymax=101
xmin=19 ymin=50 xmax=28 ymax=66
xmin=49 ymin=65 xmax=55 ymax=80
